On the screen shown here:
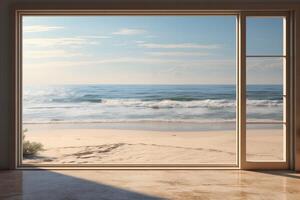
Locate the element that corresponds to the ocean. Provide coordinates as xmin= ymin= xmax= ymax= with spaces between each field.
xmin=23 ymin=84 xmax=283 ymax=124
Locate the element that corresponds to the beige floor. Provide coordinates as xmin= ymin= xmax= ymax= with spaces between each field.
xmin=0 ymin=170 xmax=299 ymax=200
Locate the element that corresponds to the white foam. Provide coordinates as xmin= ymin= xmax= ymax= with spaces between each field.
xmin=100 ymin=99 xmax=281 ymax=109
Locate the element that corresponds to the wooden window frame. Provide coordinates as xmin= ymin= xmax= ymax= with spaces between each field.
xmin=240 ymin=12 xmax=291 ymax=170
xmin=12 ymin=9 xmax=295 ymax=170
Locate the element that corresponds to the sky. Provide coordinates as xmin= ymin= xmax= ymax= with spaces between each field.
xmin=22 ymin=16 xmax=284 ymax=85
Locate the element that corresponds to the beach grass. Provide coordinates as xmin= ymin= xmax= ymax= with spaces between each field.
xmin=23 ymin=129 xmax=44 ymax=157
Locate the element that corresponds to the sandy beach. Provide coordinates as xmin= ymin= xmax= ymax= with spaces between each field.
xmin=22 ymin=123 xmax=283 ymax=164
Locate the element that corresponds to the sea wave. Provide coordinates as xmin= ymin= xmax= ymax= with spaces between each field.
xmin=23 ymin=85 xmax=283 ymax=123
xmin=100 ymin=99 xmax=282 ymax=109
xmin=25 ymin=98 xmax=283 ymax=110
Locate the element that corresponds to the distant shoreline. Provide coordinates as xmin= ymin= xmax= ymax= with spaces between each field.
xmin=23 ymin=121 xmax=236 ymax=132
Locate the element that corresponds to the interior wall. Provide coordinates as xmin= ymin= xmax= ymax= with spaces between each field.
xmin=295 ymin=10 xmax=300 ymax=172
xmin=0 ymin=0 xmax=299 ymax=169
xmin=0 ymin=0 xmax=12 ymax=169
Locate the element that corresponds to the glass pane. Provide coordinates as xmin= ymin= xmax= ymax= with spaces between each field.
xmin=246 ymin=57 xmax=284 ymax=122
xmin=22 ymin=16 xmax=237 ymax=165
xmin=246 ymin=124 xmax=284 ymax=161
xmin=246 ymin=17 xmax=284 ymax=56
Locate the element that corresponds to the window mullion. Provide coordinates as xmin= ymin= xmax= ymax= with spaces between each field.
xmin=238 ymin=12 xmax=247 ymax=169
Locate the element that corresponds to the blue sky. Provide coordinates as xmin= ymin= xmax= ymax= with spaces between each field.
xmin=22 ymin=16 xmax=284 ymax=85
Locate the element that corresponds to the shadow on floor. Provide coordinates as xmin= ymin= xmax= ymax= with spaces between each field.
xmin=0 ymin=170 xmax=163 ymax=200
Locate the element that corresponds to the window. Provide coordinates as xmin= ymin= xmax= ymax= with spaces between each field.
xmin=15 ymin=10 xmax=291 ymax=169
xmin=245 ymin=16 xmax=288 ymax=162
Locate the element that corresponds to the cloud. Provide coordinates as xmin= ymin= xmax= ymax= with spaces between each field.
xmin=138 ymin=42 xmax=220 ymax=49
xmin=24 ymin=50 xmax=83 ymax=58
xmin=24 ymin=37 xmax=98 ymax=47
xmin=113 ymin=28 xmax=146 ymax=35
xmin=247 ymin=58 xmax=282 ymax=70
xmin=23 ymin=25 xmax=64 ymax=33
xmin=146 ymin=51 xmax=210 ymax=57
xmin=23 ymin=34 xmax=112 ymax=47
xmin=135 ymin=40 xmax=146 ymax=44
xmin=81 ymin=35 xmax=112 ymax=39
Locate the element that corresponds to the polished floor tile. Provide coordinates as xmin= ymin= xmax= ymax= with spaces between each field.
xmin=0 ymin=170 xmax=299 ymax=200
